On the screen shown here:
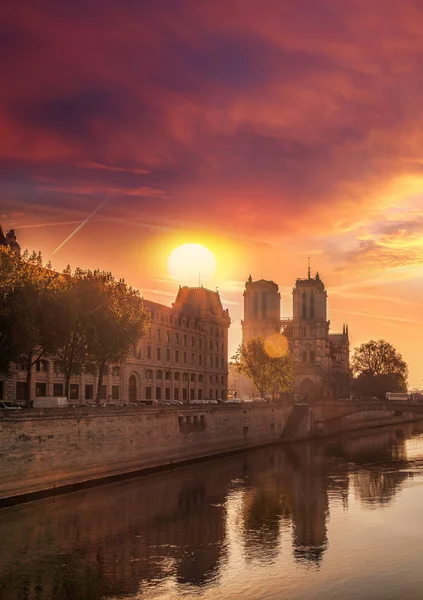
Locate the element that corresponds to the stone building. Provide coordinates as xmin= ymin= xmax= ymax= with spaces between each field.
xmin=0 ymin=228 xmax=231 ymax=404
xmin=282 ymin=269 xmax=350 ymax=400
xmin=126 ymin=287 xmax=231 ymax=404
xmin=242 ymin=276 xmax=281 ymax=343
xmin=232 ymin=270 xmax=350 ymax=401
xmin=1 ymin=286 xmax=230 ymax=404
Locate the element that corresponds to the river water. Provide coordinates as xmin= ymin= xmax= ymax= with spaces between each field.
xmin=2 ymin=421 xmax=423 ymax=600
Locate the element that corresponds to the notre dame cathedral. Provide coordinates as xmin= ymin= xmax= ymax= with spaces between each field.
xmin=241 ymin=270 xmax=350 ymax=401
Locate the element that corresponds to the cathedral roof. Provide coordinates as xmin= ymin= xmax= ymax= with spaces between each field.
xmin=245 ymin=277 xmax=279 ymax=290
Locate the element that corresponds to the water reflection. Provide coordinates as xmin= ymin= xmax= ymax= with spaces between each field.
xmin=1 ymin=420 xmax=423 ymax=600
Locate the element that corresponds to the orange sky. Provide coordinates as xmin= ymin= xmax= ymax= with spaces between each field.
xmin=1 ymin=1 xmax=423 ymax=386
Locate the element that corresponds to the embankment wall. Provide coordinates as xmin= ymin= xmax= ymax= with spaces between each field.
xmin=0 ymin=403 xmax=292 ymax=502
xmin=0 ymin=402 xmax=420 ymax=503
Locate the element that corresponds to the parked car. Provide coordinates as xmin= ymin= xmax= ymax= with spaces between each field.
xmin=0 ymin=401 xmax=22 ymax=410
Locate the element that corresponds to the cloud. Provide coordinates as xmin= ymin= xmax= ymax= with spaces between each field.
xmin=3 ymin=0 xmax=423 ymax=241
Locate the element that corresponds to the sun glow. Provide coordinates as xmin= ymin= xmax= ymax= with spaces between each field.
xmin=168 ymin=243 xmax=217 ymax=285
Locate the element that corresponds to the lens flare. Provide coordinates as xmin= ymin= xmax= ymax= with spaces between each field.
xmin=264 ymin=333 xmax=289 ymax=358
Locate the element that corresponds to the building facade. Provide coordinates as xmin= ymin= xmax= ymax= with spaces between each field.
xmin=242 ymin=276 xmax=281 ymax=343
xmin=282 ymin=271 xmax=350 ymax=400
xmin=0 ymin=228 xmax=231 ymax=404
xmin=125 ymin=287 xmax=231 ymax=404
xmin=1 ymin=286 xmax=230 ymax=404
xmin=233 ymin=271 xmax=350 ymax=401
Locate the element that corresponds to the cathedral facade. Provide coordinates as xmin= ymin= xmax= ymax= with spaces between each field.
xmin=240 ymin=271 xmax=350 ymax=401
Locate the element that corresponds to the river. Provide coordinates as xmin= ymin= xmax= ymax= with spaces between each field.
xmin=1 ymin=421 xmax=423 ymax=600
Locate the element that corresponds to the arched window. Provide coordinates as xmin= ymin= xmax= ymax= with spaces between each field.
xmin=190 ymin=373 xmax=196 ymax=383
xmin=198 ymin=374 xmax=203 ymax=384
xmin=302 ymin=292 xmax=307 ymax=318
xmin=302 ymin=351 xmax=307 ymax=363
xmin=156 ymin=370 xmax=162 ymax=380
xmin=146 ymin=369 xmax=153 ymax=379
xmin=174 ymin=372 xmax=180 ymax=382
xmin=253 ymin=293 xmax=259 ymax=316
xmin=310 ymin=292 xmax=315 ymax=318
xmin=183 ymin=372 xmax=188 ymax=383
xmin=112 ymin=366 xmax=120 ymax=377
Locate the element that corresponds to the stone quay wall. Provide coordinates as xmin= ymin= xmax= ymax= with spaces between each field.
xmin=0 ymin=402 xmax=420 ymax=503
xmin=0 ymin=403 xmax=293 ymax=502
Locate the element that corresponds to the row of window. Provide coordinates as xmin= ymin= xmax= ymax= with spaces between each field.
xmin=17 ymin=360 xmax=122 ymax=377
xmin=149 ymin=330 xmax=224 ymax=353
xmin=284 ymin=326 xmax=318 ymax=339
xmin=13 ymin=381 xmax=227 ymax=402
xmin=142 ymin=347 xmax=226 ymax=369
xmin=147 ymin=318 xmax=225 ymax=338
xmin=144 ymin=370 xmax=226 ymax=385
xmin=15 ymin=382 xmax=121 ymax=401
xmin=148 ymin=312 xmax=203 ymax=330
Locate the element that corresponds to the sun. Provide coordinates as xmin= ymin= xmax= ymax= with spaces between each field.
xmin=168 ymin=243 xmax=216 ymax=285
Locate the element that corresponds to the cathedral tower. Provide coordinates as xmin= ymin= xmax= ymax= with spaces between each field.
xmin=283 ymin=270 xmax=331 ymax=400
xmin=242 ymin=276 xmax=281 ymax=344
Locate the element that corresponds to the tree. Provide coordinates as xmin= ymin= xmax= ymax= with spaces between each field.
xmin=352 ymin=339 xmax=408 ymax=379
xmin=0 ymin=247 xmax=20 ymax=374
xmin=82 ymin=270 xmax=149 ymax=403
xmin=43 ymin=267 xmax=92 ymax=399
xmin=351 ymin=339 xmax=408 ymax=399
xmin=232 ymin=337 xmax=293 ymax=399
xmin=0 ymin=249 xmax=60 ymax=404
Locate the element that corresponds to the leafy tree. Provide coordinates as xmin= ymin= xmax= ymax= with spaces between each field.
xmin=351 ymin=339 xmax=408 ymax=379
xmin=0 ymin=247 xmax=19 ymax=373
xmin=232 ymin=337 xmax=293 ymax=399
xmin=82 ymin=270 xmax=149 ymax=403
xmin=43 ymin=267 xmax=93 ymax=399
xmin=0 ymin=249 xmax=60 ymax=404
xmin=351 ymin=339 xmax=408 ymax=399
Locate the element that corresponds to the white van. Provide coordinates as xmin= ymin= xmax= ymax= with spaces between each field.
xmin=33 ymin=397 xmax=69 ymax=408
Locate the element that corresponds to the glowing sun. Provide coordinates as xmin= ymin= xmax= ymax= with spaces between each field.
xmin=168 ymin=243 xmax=216 ymax=285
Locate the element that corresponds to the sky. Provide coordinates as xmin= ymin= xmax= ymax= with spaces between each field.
xmin=1 ymin=0 xmax=423 ymax=386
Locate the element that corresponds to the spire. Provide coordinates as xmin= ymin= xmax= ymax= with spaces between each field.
xmin=248 ymin=274 xmax=252 ymax=283
xmin=308 ymin=257 xmax=311 ymax=279
xmin=343 ymin=323 xmax=345 ymax=335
